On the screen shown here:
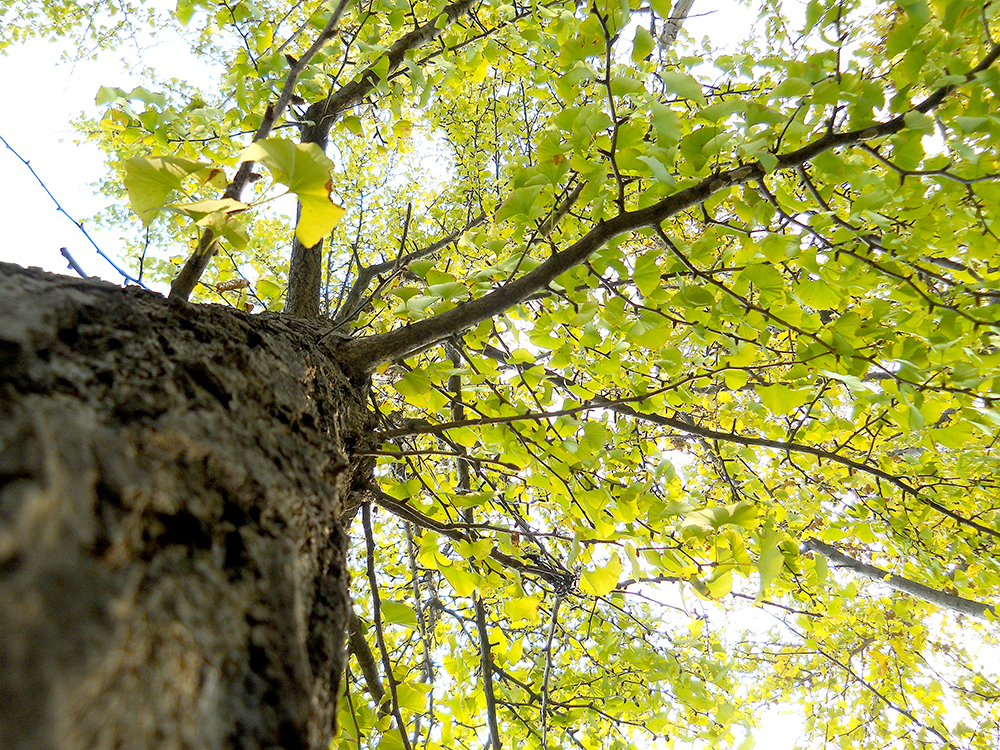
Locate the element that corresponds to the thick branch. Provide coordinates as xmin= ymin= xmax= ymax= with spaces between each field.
xmin=804 ymin=539 xmax=996 ymax=621
xmin=657 ymin=0 xmax=696 ymax=51
xmin=475 ymin=594 xmax=502 ymax=749
xmin=338 ymin=41 xmax=1000 ymax=369
xmin=347 ymin=611 xmax=389 ymax=713
xmin=540 ymin=593 xmax=563 ymax=750
xmin=304 ymin=0 xmax=478 ymax=138
xmin=362 ymin=503 xmax=412 ymax=750
xmin=448 ymin=344 xmax=502 ymax=750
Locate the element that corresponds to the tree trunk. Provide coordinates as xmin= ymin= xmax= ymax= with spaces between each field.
xmin=0 ymin=263 xmax=375 ymax=750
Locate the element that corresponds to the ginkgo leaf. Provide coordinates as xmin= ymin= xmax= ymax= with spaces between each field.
xmin=439 ymin=561 xmax=480 ymax=597
xmin=579 ymin=553 xmax=622 ymax=597
xmin=376 ymin=731 xmax=406 ymax=750
xmin=380 ymin=600 xmax=418 ymax=629
xmin=395 ymin=682 xmax=431 ymax=712
xmin=174 ymin=198 xmax=248 ymax=224
xmin=242 ymin=138 xmax=346 ymax=247
xmin=660 ymin=71 xmax=707 ymax=105
xmin=631 ymin=26 xmax=654 ymax=64
xmin=633 ymin=251 xmax=662 ymax=296
xmin=505 ymin=595 xmax=542 ymax=624
xmin=181 ymin=204 xmax=249 ymax=251
xmin=123 ymin=156 xmax=221 ymax=225
xmin=756 ymin=530 xmax=785 ymax=602
xmin=681 ymin=501 xmax=759 ymax=539
xmin=393 ymin=369 xmax=433 ymax=407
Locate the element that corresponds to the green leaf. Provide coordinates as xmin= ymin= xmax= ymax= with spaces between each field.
xmin=256 ymin=278 xmax=282 ymax=302
xmin=650 ymin=102 xmax=681 ymax=148
xmin=393 ymin=369 xmax=433 ymax=407
xmin=377 ymin=730 xmax=406 ymax=750
xmin=242 ymin=138 xmax=346 ymax=246
xmin=681 ymin=502 xmax=759 ymax=539
xmin=633 ymin=250 xmax=662 ymax=296
xmin=757 ymin=384 xmax=812 ymax=416
xmin=660 ymin=72 xmax=706 ymax=105
xmin=771 ymin=78 xmax=811 ymax=98
xmin=380 ymin=600 xmax=418 ymax=629
xmin=631 ymin=26 xmax=654 ymax=64
xmin=496 ymin=184 xmax=545 ymax=223
xmin=636 ymin=155 xmax=675 ymax=185
xmin=395 ymin=682 xmax=431 ymax=712
xmin=579 ymin=553 xmax=622 ymax=597
xmin=95 ymin=85 xmax=128 ymax=105
xmin=123 ymin=156 xmax=219 ymax=225
xmin=756 ymin=531 xmax=785 ymax=602
xmin=439 ymin=561 xmax=480 ymax=597
xmin=741 ymin=263 xmax=784 ymax=298
xmin=903 ymin=111 xmax=935 ymax=135
xmin=174 ymin=198 xmax=248 ymax=224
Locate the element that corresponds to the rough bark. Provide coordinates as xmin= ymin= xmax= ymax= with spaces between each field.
xmin=0 ymin=263 xmax=375 ymax=750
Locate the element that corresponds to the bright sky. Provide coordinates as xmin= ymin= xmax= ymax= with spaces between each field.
xmin=0 ymin=24 xmax=208 ymax=285
xmin=0 ymin=2 xmax=807 ymax=746
xmin=0 ymin=1 xmax=770 ymax=283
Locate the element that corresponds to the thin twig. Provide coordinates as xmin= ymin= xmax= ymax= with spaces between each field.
xmin=398 ymin=202 xmax=413 ymax=263
xmin=329 ymin=212 xmax=486 ymax=329
xmin=59 ymin=247 xmax=87 ymax=278
xmin=138 ymin=226 xmax=150 ymax=284
xmin=448 ymin=342 xmax=502 ymax=750
xmin=362 ymin=502 xmax=413 ymax=750
xmin=343 ymin=669 xmax=364 ymax=750
xmin=540 ymin=593 xmax=563 ymax=750
xmin=404 ymin=522 xmax=435 ymax=720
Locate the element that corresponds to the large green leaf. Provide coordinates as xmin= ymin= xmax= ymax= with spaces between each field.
xmin=123 ymin=156 xmax=225 ymax=225
xmin=242 ymin=138 xmax=346 ymax=247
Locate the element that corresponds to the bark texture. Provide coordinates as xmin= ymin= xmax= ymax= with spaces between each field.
xmin=0 ymin=263 xmax=375 ymax=750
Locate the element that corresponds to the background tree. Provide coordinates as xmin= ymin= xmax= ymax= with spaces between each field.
xmin=2 ymin=1 xmax=1000 ymax=749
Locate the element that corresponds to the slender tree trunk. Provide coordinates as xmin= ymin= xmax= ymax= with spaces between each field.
xmin=0 ymin=263 xmax=375 ymax=750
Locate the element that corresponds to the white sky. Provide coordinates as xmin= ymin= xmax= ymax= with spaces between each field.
xmin=0 ymin=28 xmax=211 ymax=285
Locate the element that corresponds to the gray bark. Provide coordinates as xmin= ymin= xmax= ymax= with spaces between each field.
xmin=658 ymin=0 xmax=696 ymax=51
xmin=804 ymin=539 xmax=995 ymax=621
xmin=0 ymin=263 xmax=376 ymax=749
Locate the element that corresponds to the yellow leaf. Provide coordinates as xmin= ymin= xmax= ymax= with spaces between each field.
xmin=440 ymin=561 xmax=480 ymax=597
xmin=296 ymin=187 xmax=346 ymax=247
xmin=505 ymin=595 xmax=542 ymax=624
xmin=242 ymin=138 xmax=346 ymax=247
xmin=579 ymin=553 xmax=622 ymax=597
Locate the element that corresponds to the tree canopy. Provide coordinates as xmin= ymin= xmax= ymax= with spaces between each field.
xmin=5 ymin=0 xmax=1000 ymax=748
